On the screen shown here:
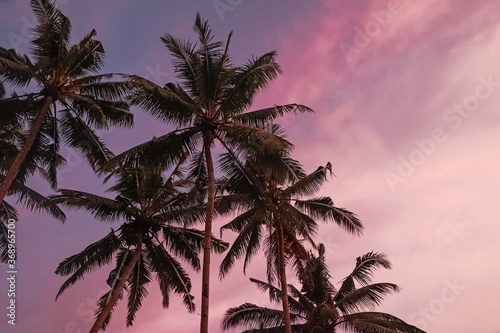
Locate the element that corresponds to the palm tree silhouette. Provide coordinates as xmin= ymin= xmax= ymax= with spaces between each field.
xmin=217 ymin=140 xmax=362 ymax=333
xmin=0 ymin=0 xmax=133 ymax=204
xmin=51 ymin=165 xmax=228 ymax=332
xmin=222 ymin=244 xmax=425 ymax=333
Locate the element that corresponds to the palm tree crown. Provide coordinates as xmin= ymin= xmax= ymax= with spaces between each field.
xmin=222 ymin=244 xmax=426 ymax=333
xmin=216 ymin=139 xmax=363 ymax=333
xmin=0 ymin=0 xmax=133 ymax=205
xmin=51 ymin=165 xmax=228 ymax=332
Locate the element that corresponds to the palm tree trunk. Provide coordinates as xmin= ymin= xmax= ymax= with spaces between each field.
xmin=89 ymin=233 xmax=143 ymax=333
xmin=0 ymin=96 xmax=53 ymax=205
xmin=277 ymin=224 xmax=293 ymax=333
xmin=200 ymin=131 xmax=215 ymax=333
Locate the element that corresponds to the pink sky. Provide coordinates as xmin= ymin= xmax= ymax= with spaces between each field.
xmin=1 ymin=1 xmax=500 ymax=332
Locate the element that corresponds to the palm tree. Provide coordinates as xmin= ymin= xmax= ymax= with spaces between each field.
xmin=0 ymin=0 xmax=133 ymax=204
xmin=0 ymin=80 xmax=65 ymax=262
xmin=216 ymin=141 xmax=363 ymax=333
xmin=50 ymin=165 xmax=228 ymax=333
xmin=222 ymin=244 xmax=426 ymax=333
xmin=103 ymin=14 xmax=312 ymax=333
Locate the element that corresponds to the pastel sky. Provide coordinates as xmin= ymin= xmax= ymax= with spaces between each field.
xmin=1 ymin=0 xmax=500 ymax=332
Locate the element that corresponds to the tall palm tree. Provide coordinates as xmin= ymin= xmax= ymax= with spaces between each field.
xmin=50 ymin=165 xmax=228 ymax=333
xmin=103 ymin=14 xmax=312 ymax=333
xmin=222 ymin=244 xmax=426 ymax=333
xmin=0 ymin=0 xmax=133 ymax=204
xmin=0 ymin=80 xmax=65 ymax=262
xmin=216 ymin=141 xmax=363 ymax=333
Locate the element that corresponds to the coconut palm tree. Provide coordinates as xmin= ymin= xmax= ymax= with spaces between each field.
xmin=50 ymin=165 xmax=228 ymax=333
xmin=222 ymin=244 xmax=426 ymax=333
xmin=0 ymin=80 xmax=65 ymax=262
xmin=103 ymin=14 xmax=312 ymax=333
xmin=0 ymin=0 xmax=133 ymax=205
xmin=216 ymin=140 xmax=363 ymax=333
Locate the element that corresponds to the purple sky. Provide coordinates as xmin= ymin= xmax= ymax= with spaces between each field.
xmin=1 ymin=0 xmax=500 ymax=332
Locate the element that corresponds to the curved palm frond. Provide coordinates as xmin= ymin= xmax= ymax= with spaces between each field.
xmin=49 ymin=189 xmax=130 ymax=222
xmin=145 ymin=239 xmax=195 ymax=312
xmin=294 ymin=197 xmax=363 ymax=235
xmin=222 ymin=303 xmax=286 ymax=331
xmin=55 ymin=230 xmax=122 ymax=299
xmin=125 ymin=252 xmax=151 ymax=326
xmin=335 ymin=283 xmax=400 ymax=315
xmin=339 ymin=312 xmax=426 ymax=333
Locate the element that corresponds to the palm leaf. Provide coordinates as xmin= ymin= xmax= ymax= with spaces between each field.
xmin=59 ymin=108 xmax=114 ymax=169
xmin=339 ymin=312 xmax=426 ymax=333
xmin=102 ymin=127 xmax=200 ymax=172
xmin=219 ymin=216 xmax=262 ymax=279
xmin=335 ymin=283 xmax=400 ymax=315
xmin=219 ymin=51 xmax=281 ymax=117
xmin=294 ymin=197 xmax=363 ymax=235
xmin=221 ymin=122 xmax=293 ymax=155
xmin=145 ymin=240 xmax=195 ymax=312
xmin=55 ymin=230 xmax=122 ymax=299
xmin=50 ymin=189 xmax=130 ymax=222
xmin=9 ymin=180 xmax=65 ymax=221
xmin=221 ymin=303 xmax=285 ymax=331
xmin=0 ymin=47 xmax=35 ymax=87
xmin=126 ymin=252 xmax=151 ymax=326
xmin=231 ymin=103 xmax=314 ymax=127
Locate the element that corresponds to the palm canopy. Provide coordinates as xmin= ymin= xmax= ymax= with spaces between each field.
xmin=222 ymin=244 xmax=426 ymax=333
xmin=217 ymin=139 xmax=363 ymax=283
xmin=103 ymin=13 xmax=312 ymax=172
xmin=50 ymin=165 xmax=228 ymax=331
xmin=0 ymin=0 xmax=133 ymax=204
xmin=216 ymin=138 xmax=362 ymax=333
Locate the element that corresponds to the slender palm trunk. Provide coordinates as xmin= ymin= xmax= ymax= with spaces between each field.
xmin=0 ymin=96 xmax=53 ymax=205
xmin=200 ymin=131 xmax=215 ymax=333
xmin=89 ymin=234 xmax=143 ymax=333
xmin=277 ymin=224 xmax=293 ymax=333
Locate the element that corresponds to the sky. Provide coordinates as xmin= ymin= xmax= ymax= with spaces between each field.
xmin=1 ymin=0 xmax=500 ymax=332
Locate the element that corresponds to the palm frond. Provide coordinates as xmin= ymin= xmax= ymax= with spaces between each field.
xmin=102 ymin=127 xmax=200 ymax=172
xmin=128 ymin=75 xmax=198 ymax=126
xmin=0 ymin=47 xmax=35 ymax=87
xmin=335 ymin=283 xmax=400 ymax=315
xmin=55 ymin=230 xmax=122 ymax=299
xmin=294 ymin=197 xmax=363 ymax=235
xmin=348 ymin=252 xmax=392 ymax=286
xmin=221 ymin=303 xmax=285 ymax=331
xmin=126 ymin=253 xmax=151 ymax=326
xmin=219 ymin=217 xmax=262 ymax=279
xmin=59 ymin=108 xmax=114 ymax=169
xmin=145 ymin=240 xmax=195 ymax=312
xmin=283 ymin=164 xmax=331 ymax=198
xmin=231 ymin=104 xmax=314 ymax=127
xmin=5 ymin=176 xmax=66 ymax=221
xmin=339 ymin=312 xmax=426 ymax=333
xmin=50 ymin=189 xmax=130 ymax=222
xmin=221 ymin=122 xmax=293 ymax=154
xmin=63 ymin=29 xmax=105 ymax=78
xmin=219 ymin=51 xmax=281 ymax=117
